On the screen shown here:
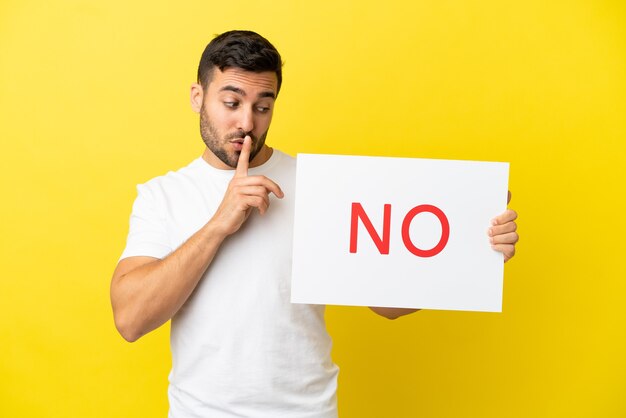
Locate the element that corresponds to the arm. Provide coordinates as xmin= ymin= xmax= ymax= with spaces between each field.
xmin=370 ymin=191 xmax=519 ymax=320
xmin=369 ymin=307 xmax=421 ymax=320
xmin=110 ymin=137 xmax=283 ymax=342
xmin=111 ymin=224 xmax=227 ymax=342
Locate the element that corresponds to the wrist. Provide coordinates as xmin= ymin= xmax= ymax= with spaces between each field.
xmin=200 ymin=219 xmax=230 ymax=244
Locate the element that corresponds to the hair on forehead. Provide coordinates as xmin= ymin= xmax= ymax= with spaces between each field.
xmin=197 ymin=30 xmax=283 ymax=94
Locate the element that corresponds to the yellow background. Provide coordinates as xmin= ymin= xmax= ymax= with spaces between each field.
xmin=1 ymin=0 xmax=625 ymax=417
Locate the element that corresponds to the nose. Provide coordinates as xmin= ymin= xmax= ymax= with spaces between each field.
xmin=237 ymin=106 xmax=254 ymax=134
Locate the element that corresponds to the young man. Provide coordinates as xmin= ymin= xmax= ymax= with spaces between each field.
xmin=111 ymin=30 xmax=519 ymax=418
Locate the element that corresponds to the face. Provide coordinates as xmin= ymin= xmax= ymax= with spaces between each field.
xmin=193 ymin=67 xmax=278 ymax=169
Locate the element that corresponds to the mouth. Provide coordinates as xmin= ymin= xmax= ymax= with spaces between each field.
xmin=230 ymin=138 xmax=245 ymax=152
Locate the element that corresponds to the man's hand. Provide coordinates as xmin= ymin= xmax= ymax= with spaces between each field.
xmin=210 ymin=136 xmax=284 ymax=237
xmin=488 ymin=191 xmax=519 ymax=262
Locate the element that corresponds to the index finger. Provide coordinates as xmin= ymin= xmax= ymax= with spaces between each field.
xmin=235 ymin=136 xmax=251 ymax=177
xmin=491 ymin=209 xmax=518 ymax=226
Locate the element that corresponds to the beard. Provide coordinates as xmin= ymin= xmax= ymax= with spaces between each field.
xmin=199 ymin=107 xmax=267 ymax=168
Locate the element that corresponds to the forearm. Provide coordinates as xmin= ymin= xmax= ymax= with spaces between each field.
xmin=369 ymin=306 xmax=420 ymax=319
xmin=111 ymin=221 xmax=227 ymax=341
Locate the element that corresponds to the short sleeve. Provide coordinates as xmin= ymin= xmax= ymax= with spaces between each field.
xmin=119 ymin=183 xmax=172 ymax=260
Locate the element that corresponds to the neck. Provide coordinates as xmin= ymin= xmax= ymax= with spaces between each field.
xmin=249 ymin=144 xmax=273 ymax=168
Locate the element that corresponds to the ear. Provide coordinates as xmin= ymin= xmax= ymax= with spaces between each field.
xmin=190 ymin=83 xmax=204 ymax=113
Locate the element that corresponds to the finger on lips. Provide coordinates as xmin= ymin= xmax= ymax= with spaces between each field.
xmin=232 ymin=137 xmax=284 ymax=199
xmin=235 ymin=135 xmax=251 ymax=177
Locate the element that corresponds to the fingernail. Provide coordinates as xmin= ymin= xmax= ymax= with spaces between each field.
xmin=491 ymin=219 xmax=497 ymax=226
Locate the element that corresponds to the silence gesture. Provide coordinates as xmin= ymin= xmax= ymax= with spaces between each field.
xmin=210 ymin=136 xmax=284 ymax=237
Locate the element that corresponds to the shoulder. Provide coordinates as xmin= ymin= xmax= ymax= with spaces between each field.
xmin=136 ymin=158 xmax=208 ymax=199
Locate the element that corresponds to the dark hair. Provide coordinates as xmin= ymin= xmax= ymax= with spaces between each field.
xmin=197 ymin=30 xmax=283 ymax=94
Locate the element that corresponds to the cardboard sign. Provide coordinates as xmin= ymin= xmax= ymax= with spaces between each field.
xmin=291 ymin=154 xmax=510 ymax=312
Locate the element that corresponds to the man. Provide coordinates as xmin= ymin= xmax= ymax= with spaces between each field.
xmin=111 ymin=30 xmax=519 ymax=418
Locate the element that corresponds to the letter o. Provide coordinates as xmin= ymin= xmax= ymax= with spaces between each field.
xmin=401 ymin=205 xmax=450 ymax=257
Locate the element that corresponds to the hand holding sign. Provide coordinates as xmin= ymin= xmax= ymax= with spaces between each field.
xmin=210 ymin=136 xmax=284 ymax=237
xmin=488 ymin=206 xmax=519 ymax=262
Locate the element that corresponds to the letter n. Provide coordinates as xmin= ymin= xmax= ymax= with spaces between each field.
xmin=349 ymin=203 xmax=391 ymax=254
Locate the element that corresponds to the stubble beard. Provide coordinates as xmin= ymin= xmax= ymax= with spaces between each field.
xmin=199 ymin=107 xmax=267 ymax=169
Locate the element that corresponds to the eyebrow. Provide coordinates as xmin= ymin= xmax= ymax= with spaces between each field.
xmin=219 ymin=85 xmax=276 ymax=100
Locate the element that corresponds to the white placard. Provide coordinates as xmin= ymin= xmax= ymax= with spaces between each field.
xmin=291 ymin=154 xmax=509 ymax=312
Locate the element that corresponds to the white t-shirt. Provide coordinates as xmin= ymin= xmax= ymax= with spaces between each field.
xmin=120 ymin=150 xmax=339 ymax=418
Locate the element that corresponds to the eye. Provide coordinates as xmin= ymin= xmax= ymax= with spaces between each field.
xmin=224 ymin=101 xmax=239 ymax=109
xmin=256 ymin=106 xmax=271 ymax=113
